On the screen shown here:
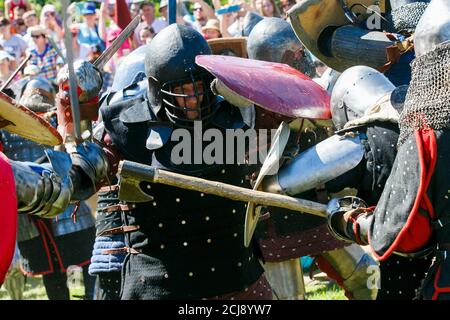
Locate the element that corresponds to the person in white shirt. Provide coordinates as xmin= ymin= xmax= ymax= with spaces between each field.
xmin=134 ymin=1 xmax=168 ymax=46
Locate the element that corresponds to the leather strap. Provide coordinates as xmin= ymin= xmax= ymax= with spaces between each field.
xmin=102 ymin=247 xmax=141 ymax=255
xmin=98 ymin=225 xmax=140 ymax=236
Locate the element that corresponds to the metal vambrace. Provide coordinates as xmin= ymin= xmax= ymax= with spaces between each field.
xmin=317 ymin=244 xmax=379 ymax=300
xmin=12 ymin=159 xmax=73 ymax=218
xmin=65 ymin=141 xmax=110 ymax=201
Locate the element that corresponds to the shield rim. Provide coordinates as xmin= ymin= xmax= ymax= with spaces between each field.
xmin=0 ymin=91 xmax=62 ymax=146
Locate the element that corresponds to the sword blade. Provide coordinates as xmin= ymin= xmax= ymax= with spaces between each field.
xmin=0 ymin=53 xmax=31 ymax=92
xmin=93 ymin=15 xmax=140 ymax=70
xmin=61 ymin=0 xmax=82 ymax=141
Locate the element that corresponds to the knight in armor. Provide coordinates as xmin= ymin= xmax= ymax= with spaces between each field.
xmin=0 ymin=77 xmax=97 ymax=300
xmin=244 ymin=17 xmax=380 ymax=300
xmin=20 ymin=24 xmax=274 ymax=299
xmin=325 ymin=0 xmax=450 ymax=300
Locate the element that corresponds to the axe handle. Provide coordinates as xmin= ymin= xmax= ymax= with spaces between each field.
xmin=119 ymin=160 xmax=327 ymax=218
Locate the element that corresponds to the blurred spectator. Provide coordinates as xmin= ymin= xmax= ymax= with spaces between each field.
xmin=279 ymin=0 xmax=296 ymax=16
xmin=23 ymin=10 xmax=38 ymax=28
xmin=22 ymin=10 xmax=38 ymax=49
xmin=0 ymin=50 xmax=15 ymax=85
xmin=139 ymin=25 xmax=155 ymax=44
xmin=40 ymin=4 xmax=63 ymax=47
xmin=0 ymin=18 xmax=27 ymax=61
xmin=68 ymin=24 xmax=93 ymax=64
xmin=28 ymin=25 xmax=61 ymax=84
xmin=4 ymin=0 xmax=30 ymax=21
xmin=259 ymin=0 xmax=280 ymax=17
xmin=13 ymin=6 xmax=25 ymax=19
xmin=134 ymin=2 xmax=168 ymax=46
xmin=190 ymin=0 xmax=217 ymax=32
xmin=129 ymin=0 xmax=143 ymax=19
xmin=201 ymin=18 xmax=221 ymax=40
xmin=12 ymin=18 xmax=26 ymax=35
xmin=224 ymin=2 xmax=256 ymax=37
xmin=78 ymin=2 xmax=106 ymax=55
xmin=314 ymin=60 xmax=327 ymax=77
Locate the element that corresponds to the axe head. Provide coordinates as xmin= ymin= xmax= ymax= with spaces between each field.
xmin=117 ymin=160 xmax=155 ymax=203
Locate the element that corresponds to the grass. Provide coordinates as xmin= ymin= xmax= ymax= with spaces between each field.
xmin=0 ymin=274 xmax=345 ymax=300
xmin=0 ymin=275 xmax=85 ymax=300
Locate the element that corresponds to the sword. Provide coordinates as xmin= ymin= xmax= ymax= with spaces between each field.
xmin=118 ymin=160 xmax=327 ymax=218
xmin=93 ymin=14 xmax=140 ymax=70
xmin=0 ymin=53 xmax=31 ymax=92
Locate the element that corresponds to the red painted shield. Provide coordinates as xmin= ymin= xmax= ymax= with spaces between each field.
xmin=196 ymin=55 xmax=331 ymax=119
xmin=0 ymin=152 xmax=17 ymax=284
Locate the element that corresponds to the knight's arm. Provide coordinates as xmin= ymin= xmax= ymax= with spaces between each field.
xmin=13 ymin=69 xmax=121 ymax=218
xmin=262 ymin=133 xmax=366 ymax=196
xmin=11 ymin=136 xmax=120 ymax=219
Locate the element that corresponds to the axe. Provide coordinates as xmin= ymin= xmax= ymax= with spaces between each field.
xmin=117 ymin=160 xmax=327 ymax=218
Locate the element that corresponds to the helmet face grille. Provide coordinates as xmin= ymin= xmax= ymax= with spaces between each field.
xmin=161 ymin=70 xmax=217 ymax=129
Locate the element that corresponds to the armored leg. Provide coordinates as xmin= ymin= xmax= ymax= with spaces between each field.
xmin=263 ymin=259 xmax=306 ymax=300
xmin=315 ymin=244 xmax=379 ymax=300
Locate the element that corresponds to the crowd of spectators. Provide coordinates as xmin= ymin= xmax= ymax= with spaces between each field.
xmin=0 ymin=0 xmax=303 ymax=98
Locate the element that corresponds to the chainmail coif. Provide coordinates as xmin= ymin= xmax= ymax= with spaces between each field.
xmin=385 ymin=2 xmax=429 ymax=34
xmin=398 ymin=42 xmax=450 ymax=145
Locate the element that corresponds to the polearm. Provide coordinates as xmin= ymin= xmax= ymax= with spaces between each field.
xmin=0 ymin=53 xmax=31 ymax=92
xmin=61 ymin=0 xmax=82 ymax=141
xmin=118 ymin=160 xmax=327 ymax=218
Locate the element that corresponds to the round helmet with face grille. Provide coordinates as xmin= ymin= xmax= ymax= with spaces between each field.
xmin=144 ymin=24 xmax=217 ymax=129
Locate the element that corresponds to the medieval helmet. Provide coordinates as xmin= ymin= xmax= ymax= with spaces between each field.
xmin=241 ymin=11 xmax=264 ymax=37
xmin=18 ymin=77 xmax=56 ymax=113
xmin=330 ymin=66 xmax=395 ymax=130
xmin=385 ymin=0 xmax=431 ymax=34
xmin=111 ymin=44 xmax=147 ymax=91
xmin=413 ymin=0 xmax=450 ymax=57
xmin=144 ymin=24 xmax=216 ymax=128
xmin=247 ymin=17 xmax=315 ymax=76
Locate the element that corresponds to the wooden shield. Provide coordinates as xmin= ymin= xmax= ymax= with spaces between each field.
xmin=244 ymin=122 xmax=291 ymax=247
xmin=0 ymin=92 xmax=62 ymax=146
xmin=207 ymin=37 xmax=248 ymax=58
xmin=288 ymin=0 xmax=382 ymax=71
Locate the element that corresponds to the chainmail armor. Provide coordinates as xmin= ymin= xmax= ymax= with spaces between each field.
xmin=385 ymin=2 xmax=429 ymax=34
xmin=398 ymin=42 xmax=450 ymax=145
